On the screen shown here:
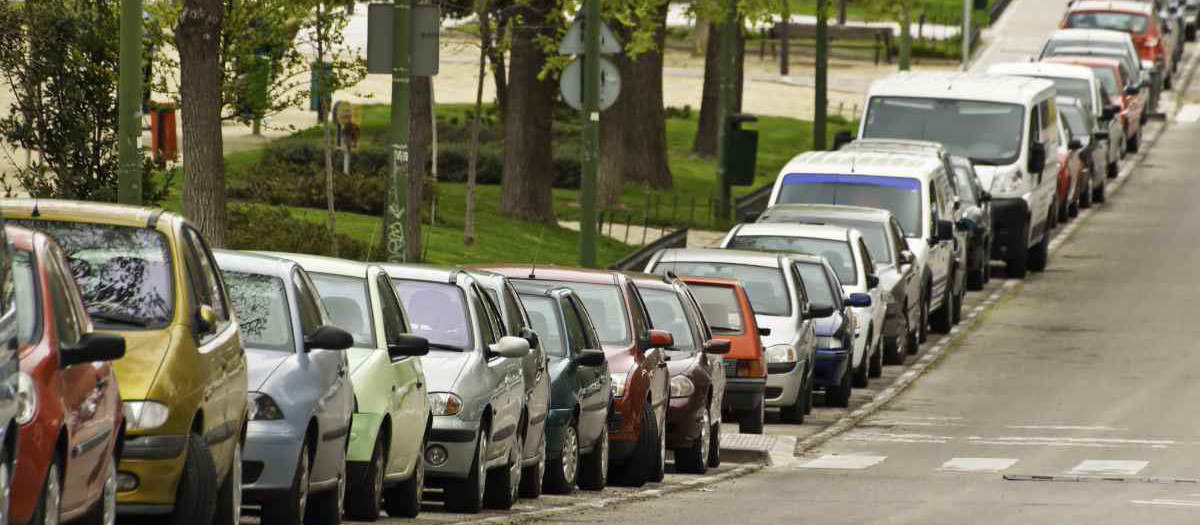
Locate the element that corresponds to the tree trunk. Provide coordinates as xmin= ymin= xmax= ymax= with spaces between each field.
xmin=500 ymin=0 xmax=555 ymax=222
xmin=323 ymin=111 xmax=338 ymax=256
xmin=465 ymin=24 xmax=488 ymax=246
xmin=177 ymin=0 xmax=227 ymax=247
xmin=693 ymin=19 xmax=744 ymax=157
xmin=481 ymin=4 xmax=509 ymax=117
xmin=900 ymin=2 xmax=912 ymax=71
xmin=407 ymin=75 xmax=431 ymax=262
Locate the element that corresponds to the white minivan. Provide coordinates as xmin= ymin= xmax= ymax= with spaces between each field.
xmin=857 ymin=72 xmax=1061 ymax=278
xmin=765 ymin=150 xmax=961 ymax=341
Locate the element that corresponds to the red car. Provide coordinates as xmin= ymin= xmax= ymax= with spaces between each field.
xmin=8 ymin=226 xmax=125 ymax=525
xmin=478 ymin=266 xmax=672 ymax=487
xmin=1044 ymin=55 xmax=1147 ymax=152
xmin=1063 ymin=1 xmax=1175 ymax=87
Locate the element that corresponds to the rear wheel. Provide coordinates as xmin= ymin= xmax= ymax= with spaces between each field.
xmin=345 ymin=434 xmax=385 ymax=520
xmin=826 ymin=360 xmax=853 ymax=408
xmin=443 ymin=428 xmax=487 ymax=513
xmin=544 ymin=422 xmax=579 ymax=494
xmin=576 ymin=429 xmax=608 ymax=491
xmin=262 ymin=443 xmax=308 ymax=525
xmin=674 ymin=410 xmax=710 ymax=474
xmin=738 ymin=396 xmax=765 ymax=434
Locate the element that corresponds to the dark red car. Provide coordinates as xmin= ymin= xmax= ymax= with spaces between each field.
xmin=479 ymin=266 xmax=671 ymax=487
xmin=8 ymin=226 xmax=126 ymax=525
xmin=1044 ymin=55 xmax=1147 ymax=153
xmin=1063 ymin=1 xmax=1175 ymax=87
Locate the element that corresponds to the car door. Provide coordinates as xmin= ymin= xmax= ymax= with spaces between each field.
xmin=474 ymin=285 xmax=522 ymax=456
xmin=293 ymin=268 xmax=351 ymax=481
xmin=562 ymin=294 xmax=609 ymax=450
xmin=627 ymin=282 xmax=668 ymax=429
xmin=181 ymin=226 xmax=244 ymax=467
xmin=374 ymin=271 xmax=425 ymax=475
xmin=891 ymin=218 xmax=921 ymax=321
xmin=502 ymin=282 xmax=548 ymax=450
xmin=928 ymin=181 xmax=950 ymax=301
xmin=786 ymin=263 xmax=817 ymax=366
xmin=679 ymin=284 xmax=724 ymax=419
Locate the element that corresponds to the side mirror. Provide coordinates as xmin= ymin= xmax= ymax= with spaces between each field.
xmin=844 ymin=293 xmax=873 ymax=308
xmin=61 ymin=332 xmax=126 ymax=368
xmin=1028 ymin=142 xmax=1047 ymax=174
xmin=757 ymin=327 xmax=772 ymax=336
xmin=195 ymin=305 xmax=218 ymax=335
xmin=389 ymin=334 xmax=430 ymax=359
xmin=937 ymin=219 xmax=955 ymax=242
xmin=646 ymin=329 xmax=674 ymax=349
xmin=1068 ymin=138 xmax=1084 ymax=150
xmin=1094 ymin=131 xmax=1110 ymax=141
xmin=305 ymin=325 xmax=354 ymax=351
xmin=866 ymin=274 xmax=880 ymax=290
xmin=703 ymin=339 xmax=732 ymax=355
xmin=898 ymin=250 xmax=916 ymax=265
xmin=518 ymin=326 xmax=540 ymax=351
xmin=809 ymin=305 xmax=836 ymax=319
xmin=571 ymin=348 xmax=606 ymax=368
xmin=489 ymin=335 xmax=530 ymax=358
xmin=832 ymin=130 xmax=854 ymax=151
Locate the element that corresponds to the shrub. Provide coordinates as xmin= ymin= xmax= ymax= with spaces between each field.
xmin=226 ymin=204 xmax=373 ymax=260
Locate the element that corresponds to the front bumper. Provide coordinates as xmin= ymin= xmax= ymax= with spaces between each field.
xmin=764 ymin=361 xmax=805 ymax=408
xmin=607 ymin=394 xmax=644 ymax=463
xmin=813 ymin=349 xmax=851 ymax=388
xmin=241 ymin=419 xmax=304 ymax=499
xmin=425 ymin=416 xmax=482 ymax=479
xmin=722 ymin=377 xmax=765 ymax=412
xmin=990 ymin=197 xmax=1030 ymax=259
xmin=116 ymin=434 xmax=189 ymax=514
xmin=666 ymin=392 xmax=707 ymax=450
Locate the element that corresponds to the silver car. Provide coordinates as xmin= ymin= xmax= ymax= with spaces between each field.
xmin=383 ymin=264 xmax=530 ymax=513
xmin=645 ymin=249 xmax=818 ymax=424
xmin=215 ymin=251 xmax=356 ymax=525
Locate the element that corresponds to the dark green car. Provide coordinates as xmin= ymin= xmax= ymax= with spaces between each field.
xmin=514 ymin=284 xmax=611 ymax=494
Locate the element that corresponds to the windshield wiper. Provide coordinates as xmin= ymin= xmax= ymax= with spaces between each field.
xmin=89 ymin=310 xmax=150 ymax=327
xmin=709 ymin=326 xmax=741 ymax=333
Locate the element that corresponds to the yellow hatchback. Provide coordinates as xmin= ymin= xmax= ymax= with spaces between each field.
xmin=2 ymin=200 xmax=249 ymax=525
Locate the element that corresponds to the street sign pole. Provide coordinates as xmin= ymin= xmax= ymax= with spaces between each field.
xmin=715 ymin=0 xmax=736 ymax=222
xmin=386 ymin=0 xmax=411 ymax=262
xmin=117 ymin=0 xmax=142 ymax=205
xmin=814 ymin=0 xmax=828 ymax=150
xmin=580 ymin=0 xmax=599 ymax=268
xmin=962 ymin=0 xmax=971 ymax=71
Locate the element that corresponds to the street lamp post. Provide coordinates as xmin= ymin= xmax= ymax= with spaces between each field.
xmin=117 ymin=0 xmax=142 ymax=204
xmin=385 ymin=0 xmax=411 ymax=262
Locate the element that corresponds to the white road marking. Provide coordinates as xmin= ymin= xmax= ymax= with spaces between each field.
xmin=940 ymin=457 xmax=1019 ymax=473
xmin=1176 ymin=104 xmax=1200 ymax=123
xmin=843 ymin=432 xmax=952 ymax=444
xmin=797 ymin=454 xmax=887 ymax=470
xmin=1007 ymin=425 xmax=1127 ymax=432
xmin=1068 ymin=460 xmax=1149 ymax=476
xmin=1132 ymin=499 xmax=1200 ymax=508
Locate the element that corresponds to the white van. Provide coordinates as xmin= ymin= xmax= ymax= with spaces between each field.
xmin=987 ymin=61 xmax=1123 ymax=177
xmin=765 ymin=150 xmax=962 ymax=340
xmin=857 ymin=72 xmax=1060 ymax=278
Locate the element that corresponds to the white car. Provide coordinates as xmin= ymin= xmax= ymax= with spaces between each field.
xmin=719 ymin=223 xmax=886 ymax=388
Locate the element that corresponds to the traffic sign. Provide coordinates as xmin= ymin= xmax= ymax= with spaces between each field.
xmin=559 ymin=57 xmax=621 ymax=111
xmin=559 ymin=18 xmax=621 ymax=55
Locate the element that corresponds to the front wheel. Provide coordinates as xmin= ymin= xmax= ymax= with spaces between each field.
xmin=1007 ymin=221 xmax=1031 ymax=278
xmin=1029 ymin=233 xmax=1050 ymax=273
xmin=29 ymin=457 xmax=61 ymax=525
xmin=483 ymin=427 xmax=522 ymax=510
xmin=1108 ymin=160 xmax=1120 ymax=179
xmin=868 ymin=337 xmax=883 ymax=378
xmin=918 ymin=292 xmax=930 ymax=343
xmin=518 ymin=436 xmax=545 ymax=499
xmin=443 ymin=429 xmax=487 ymax=513
xmin=826 ymin=360 xmax=853 ymax=408
xmin=79 ymin=456 xmax=117 ymax=525
xmin=780 ymin=368 xmax=807 ymax=424
xmin=1128 ymin=130 xmax=1141 ymax=153
xmin=307 ymin=460 xmax=346 ymax=525
xmin=212 ymin=440 xmax=243 ymax=525
xmin=674 ymin=410 xmax=710 ymax=474
xmin=167 ymin=433 xmax=218 ymax=525
xmin=576 ymin=428 xmax=608 ymax=491
xmin=381 ymin=442 xmax=424 ymax=518
xmin=345 ymin=434 xmax=385 ymax=521
xmin=738 ymin=396 xmax=765 ymax=434
xmin=544 ymin=422 xmax=579 ymax=494
xmin=261 ymin=444 xmax=308 ymax=525
xmin=931 ymin=284 xmax=954 ymax=334
xmin=884 ymin=313 xmax=909 ymax=365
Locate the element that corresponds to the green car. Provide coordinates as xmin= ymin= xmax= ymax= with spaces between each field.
xmin=265 ymin=253 xmax=431 ymax=521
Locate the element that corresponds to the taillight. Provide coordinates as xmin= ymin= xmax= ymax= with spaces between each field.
xmin=737 ymin=358 xmax=765 ymax=378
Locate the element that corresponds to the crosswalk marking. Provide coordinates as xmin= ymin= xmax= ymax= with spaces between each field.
xmin=940 ymin=457 xmax=1019 ymax=473
xmin=797 ymin=454 xmax=887 ymax=470
xmin=1067 ymin=460 xmax=1148 ymax=476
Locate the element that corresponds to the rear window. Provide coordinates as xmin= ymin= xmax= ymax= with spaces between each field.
xmin=776 ymin=174 xmax=923 ymax=237
xmin=652 ymin=262 xmax=791 ymax=317
xmin=726 ymin=235 xmax=858 ymax=286
xmin=1065 ymin=12 xmax=1149 ymax=34
xmin=687 ymin=284 xmax=745 ymax=334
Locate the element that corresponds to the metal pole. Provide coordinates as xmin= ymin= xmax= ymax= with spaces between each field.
xmin=117 ymin=0 xmax=143 ymax=204
xmin=899 ymin=2 xmax=912 ymax=71
xmin=715 ymin=0 xmax=736 ymax=222
xmin=962 ymin=0 xmax=971 ymax=71
xmin=385 ymin=0 xmax=412 ymax=262
xmin=815 ymin=0 xmax=828 ymax=150
xmin=780 ymin=0 xmax=790 ymax=76
xmin=579 ymin=0 xmax=600 ymax=267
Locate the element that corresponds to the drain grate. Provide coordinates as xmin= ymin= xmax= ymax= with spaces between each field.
xmin=1004 ymin=474 xmax=1200 ymax=484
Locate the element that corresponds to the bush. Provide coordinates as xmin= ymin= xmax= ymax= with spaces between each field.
xmin=226 ymin=204 xmax=373 ymax=260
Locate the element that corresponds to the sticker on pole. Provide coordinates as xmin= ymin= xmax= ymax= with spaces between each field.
xmin=559 ymin=57 xmax=622 ymax=111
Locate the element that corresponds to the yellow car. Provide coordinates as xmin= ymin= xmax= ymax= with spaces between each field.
xmin=2 ymin=200 xmax=249 ymax=525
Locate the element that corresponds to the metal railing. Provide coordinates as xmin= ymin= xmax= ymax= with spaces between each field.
xmin=607 ymin=227 xmax=690 ymax=271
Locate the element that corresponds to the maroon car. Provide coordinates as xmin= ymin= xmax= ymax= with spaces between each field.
xmin=478 ymin=266 xmax=672 ymax=487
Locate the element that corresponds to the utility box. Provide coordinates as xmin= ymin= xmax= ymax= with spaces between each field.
xmin=367 ymin=3 xmax=441 ymax=76
xmin=724 ymin=114 xmax=758 ymax=186
xmin=149 ymin=108 xmax=177 ymax=162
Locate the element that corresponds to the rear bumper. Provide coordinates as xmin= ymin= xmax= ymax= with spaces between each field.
xmin=723 ymin=377 xmax=765 ymax=412
xmin=813 ymin=349 xmax=851 ymax=388
xmin=990 ymin=197 xmax=1030 ymax=259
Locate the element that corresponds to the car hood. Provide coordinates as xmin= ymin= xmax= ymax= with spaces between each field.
xmin=814 ymin=311 xmax=846 ymax=338
xmin=602 ymin=344 xmax=636 ymax=375
xmin=904 ymin=238 xmax=931 ymax=268
xmin=755 ymin=315 xmax=798 ymax=348
xmin=245 ymin=348 xmax=293 ymax=392
xmin=665 ymin=351 xmax=699 ymax=377
xmin=419 ymin=350 xmax=471 ymax=392
xmin=109 ymin=326 xmax=176 ymax=402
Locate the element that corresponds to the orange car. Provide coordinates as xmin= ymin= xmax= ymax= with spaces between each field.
xmin=679 ymin=276 xmax=767 ymax=434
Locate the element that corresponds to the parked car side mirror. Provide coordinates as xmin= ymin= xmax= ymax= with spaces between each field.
xmin=844 ymin=293 xmax=873 ymax=308
xmin=702 ymin=339 xmax=732 ymax=355
xmin=899 ymin=250 xmax=916 ymax=265
xmin=1028 ymin=142 xmax=1047 ymax=174
xmin=518 ymin=326 xmax=540 ymax=351
xmin=809 ymin=305 xmax=836 ymax=319
xmin=866 ymin=274 xmax=880 ymax=290
xmin=646 ymin=329 xmax=674 ymax=349
xmin=389 ymin=334 xmax=430 ymax=359
xmin=305 ymin=325 xmax=354 ymax=351
xmin=757 ymin=327 xmax=772 ymax=336
xmin=490 ymin=335 xmax=530 ymax=358
xmin=1068 ymin=138 xmax=1084 ymax=150
xmin=195 ymin=305 xmax=218 ymax=335
xmin=937 ymin=219 xmax=955 ymax=242
xmin=61 ymin=332 xmax=126 ymax=368
xmin=572 ymin=348 xmax=606 ymax=368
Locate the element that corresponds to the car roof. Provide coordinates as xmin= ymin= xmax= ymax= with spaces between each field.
xmin=1048 ymin=28 xmax=1139 ymax=42
xmin=780 ymin=150 xmax=944 ymax=179
xmin=987 ymin=62 xmax=1098 ymax=82
xmin=474 ymin=265 xmax=622 ymax=286
xmin=733 ymin=223 xmax=854 ymax=243
xmin=652 ymin=249 xmax=789 ymax=269
xmin=1043 ymin=55 xmax=1124 ymax=69
xmin=677 ymin=275 xmax=744 ymax=289
xmin=1056 ymin=96 xmax=1087 ymax=110
xmin=841 ymin=138 xmax=948 ymax=155
xmin=1 ymin=198 xmax=174 ymax=230
xmin=254 ymin=251 xmax=370 ymax=278
xmin=624 ymin=272 xmax=675 ymax=291
xmin=867 ymin=72 xmax=1056 ymax=104
xmin=759 ymin=204 xmax=894 ymax=224
xmin=1067 ymin=1 xmax=1154 ymax=14
xmin=213 ymin=249 xmax=298 ymax=278
xmin=380 ymin=263 xmax=463 ymax=285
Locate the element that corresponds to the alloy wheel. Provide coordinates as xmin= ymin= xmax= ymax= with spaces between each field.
xmin=44 ymin=463 xmax=61 ymax=525
xmin=297 ymin=450 xmax=310 ymax=520
xmin=561 ymin=425 xmax=579 ymax=486
xmin=100 ymin=460 xmax=117 ymax=525
xmin=697 ymin=410 xmax=711 ymax=464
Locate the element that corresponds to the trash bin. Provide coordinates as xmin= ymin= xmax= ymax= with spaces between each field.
xmin=149 ymin=108 xmax=178 ymax=162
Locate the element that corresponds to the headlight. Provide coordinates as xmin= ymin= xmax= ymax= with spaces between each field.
xmin=609 ymin=372 xmax=629 ymax=398
xmin=765 ymin=344 xmax=798 ymax=364
xmin=15 ymin=373 xmax=35 ymax=426
xmin=816 ymin=336 xmax=844 ymax=350
xmin=123 ymin=401 xmax=170 ymax=431
xmin=428 ymin=392 xmax=463 ymax=416
xmin=989 ymin=167 xmax=1025 ymax=196
xmin=247 ymin=392 xmax=284 ymax=421
xmin=669 ymin=376 xmax=695 ymax=399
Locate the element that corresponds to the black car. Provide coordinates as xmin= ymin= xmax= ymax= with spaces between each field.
xmin=791 ymin=255 xmax=864 ymax=408
xmin=949 ymin=156 xmax=995 ymax=290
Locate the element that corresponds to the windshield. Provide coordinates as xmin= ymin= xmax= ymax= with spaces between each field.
xmin=1046 ymin=47 xmax=1137 ymax=74
xmin=526 ymin=280 xmax=630 ymax=346
xmin=864 ymin=97 xmax=1026 ymax=166
xmin=1049 ymin=78 xmax=1094 ymax=114
xmin=757 ymin=215 xmax=893 ymax=264
xmin=775 ymin=174 xmax=922 ymax=237
xmin=1061 ymin=106 xmax=1089 ymax=138
xmin=641 ymin=289 xmax=698 ymax=353
xmin=309 ymin=273 xmax=375 ymax=349
xmin=393 ymin=279 xmax=471 ymax=351
xmin=727 ymin=236 xmax=857 ymax=285
xmin=1065 ymin=12 xmax=1150 ymax=33
xmin=794 ymin=262 xmax=837 ymax=310
xmin=1087 ymin=66 xmax=1121 ymax=94
xmin=652 ymin=262 xmax=791 ymax=317
xmin=13 ymin=219 xmax=173 ymax=328
xmin=12 ymin=249 xmax=37 ymax=345
xmin=520 ymin=295 xmax=566 ymax=357
xmin=952 ymin=165 xmax=979 ymax=205
xmin=687 ymin=284 xmax=745 ymax=334
xmin=223 ymin=271 xmax=294 ymax=352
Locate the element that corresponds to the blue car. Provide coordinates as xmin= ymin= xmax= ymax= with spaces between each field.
xmin=215 ymin=250 xmax=356 ymax=525
xmin=791 ymin=255 xmax=871 ymax=409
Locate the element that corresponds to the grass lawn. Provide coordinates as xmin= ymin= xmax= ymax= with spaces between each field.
xmin=786 ymin=0 xmax=995 ymax=22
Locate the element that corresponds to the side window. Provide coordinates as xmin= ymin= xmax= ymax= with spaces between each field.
xmin=1029 ymin=106 xmax=1041 ymax=146
xmin=569 ymin=296 xmax=602 ymax=351
xmin=44 ymin=249 xmax=82 ymax=346
xmin=292 ymin=270 xmax=325 ymax=336
xmin=928 ymin=182 xmax=940 ymax=228
xmin=183 ymin=227 xmax=230 ymax=328
xmin=503 ymin=283 xmax=529 ymax=335
xmin=474 ymin=286 xmax=502 ymax=347
xmin=789 ymin=265 xmax=810 ymax=311
xmin=858 ymin=239 xmax=876 ymax=277
xmin=376 ymin=274 xmax=407 ymax=344
xmin=1045 ymin=99 xmax=1058 ymax=144
xmin=626 ymin=284 xmax=650 ymax=338
xmin=890 ymin=220 xmax=907 ymax=258
xmin=681 ymin=287 xmax=713 ymax=341
xmin=562 ymin=298 xmax=590 ymax=353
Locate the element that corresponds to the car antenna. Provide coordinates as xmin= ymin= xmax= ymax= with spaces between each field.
xmin=529 ymin=222 xmax=546 ymax=279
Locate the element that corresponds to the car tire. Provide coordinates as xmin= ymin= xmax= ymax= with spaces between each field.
xmin=648 ymin=407 xmax=666 ymax=483
xmin=263 ymin=443 xmax=309 ymax=525
xmin=826 ymin=359 xmax=853 ymax=408
xmin=674 ymin=409 xmax=710 ymax=474
xmin=29 ymin=456 xmax=61 ymax=525
xmin=918 ymin=289 xmax=930 ymax=343
xmin=907 ymin=308 xmax=921 ymax=355
xmin=930 ymin=284 xmax=953 ymax=334
xmin=1095 ymin=177 xmax=1107 ymax=203
xmin=577 ymin=428 xmax=608 ymax=491
xmin=884 ymin=314 xmax=908 ymax=365
xmin=1128 ymin=130 xmax=1141 ymax=153
xmin=345 ymin=433 xmax=385 ymax=520
xmin=803 ymin=364 xmax=815 ymax=415
xmin=1187 ymin=24 xmax=1197 ymax=41
xmin=79 ymin=455 xmax=117 ymax=525
xmin=1029 ymin=233 xmax=1050 ymax=273
xmin=868 ymin=337 xmax=883 ymax=378
xmin=739 ymin=395 xmax=765 ymax=434
xmin=444 ymin=428 xmax=487 ymax=513
xmin=780 ymin=366 xmax=807 ymax=424
xmin=518 ymin=435 xmax=545 ymax=499
xmin=544 ymin=421 xmax=579 ymax=494
xmin=212 ymin=440 xmax=243 ymax=525
xmin=484 ymin=426 xmax=522 ymax=510
xmin=1080 ymin=176 xmax=1093 ymax=209
xmin=1108 ymin=160 xmax=1120 ymax=179
xmin=1007 ymin=220 xmax=1031 ymax=278
xmin=706 ymin=422 xmax=721 ymax=469
xmin=1069 ymin=189 xmax=1081 ymax=217
xmin=167 ymin=433 xmax=218 ymax=525
xmin=613 ymin=403 xmax=656 ymax=487
xmin=381 ymin=440 xmax=423 ymax=519
xmin=852 ymin=337 xmax=870 ymax=388
xmin=952 ymin=284 xmax=964 ymax=325
xmin=308 ymin=460 xmax=346 ymax=525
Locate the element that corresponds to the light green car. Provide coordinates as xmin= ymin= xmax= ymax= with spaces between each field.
xmin=263 ymin=253 xmax=431 ymax=520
